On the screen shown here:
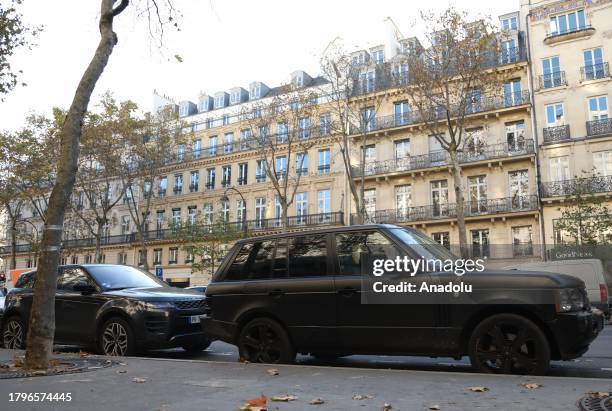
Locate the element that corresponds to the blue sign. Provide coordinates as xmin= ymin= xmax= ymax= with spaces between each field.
xmin=155 ymin=266 xmax=163 ymax=278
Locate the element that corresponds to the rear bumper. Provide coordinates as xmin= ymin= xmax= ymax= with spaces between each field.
xmin=548 ymin=310 xmax=604 ymax=360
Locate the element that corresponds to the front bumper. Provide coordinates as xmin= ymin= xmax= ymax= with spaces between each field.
xmin=135 ymin=308 xmax=207 ymax=349
xmin=548 ymin=309 xmax=604 ymax=360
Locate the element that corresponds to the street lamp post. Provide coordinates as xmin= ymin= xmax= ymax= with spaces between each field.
xmin=220 ymin=187 xmax=248 ymax=237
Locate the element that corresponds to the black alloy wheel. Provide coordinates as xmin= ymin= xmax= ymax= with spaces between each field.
xmin=2 ymin=316 xmax=26 ymax=349
xmin=238 ymin=318 xmax=295 ymax=364
xmin=99 ymin=317 xmax=135 ymax=356
xmin=468 ymin=313 xmax=550 ymax=375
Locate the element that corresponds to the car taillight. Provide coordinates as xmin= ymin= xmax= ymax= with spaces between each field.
xmin=600 ymin=284 xmax=609 ymax=304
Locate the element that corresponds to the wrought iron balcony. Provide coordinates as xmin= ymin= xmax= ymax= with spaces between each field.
xmin=538 ymin=71 xmax=567 ymax=89
xmin=581 ymin=62 xmax=610 ymax=81
xmin=542 ymin=125 xmax=570 ymax=144
xmin=351 ymin=139 xmax=535 ymax=178
xmin=586 ymin=118 xmax=612 ymax=137
xmin=237 ymin=177 xmax=247 ymax=185
xmin=317 ymin=165 xmax=331 ymax=174
xmin=350 ymin=195 xmax=538 ymax=225
xmin=349 ymin=91 xmax=530 ymax=135
xmin=545 ymin=24 xmax=594 ymax=44
xmin=0 ymin=212 xmax=345 ymax=256
xmin=189 ymin=183 xmax=198 ymax=192
xmin=255 ymin=174 xmax=266 ymax=183
xmin=157 ymin=189 xmax=166 ymax=198
xmin=172 ymin=186 xmax=182 ymax=194
xmin=205 ymin=182 xmax=215 ymax=190
xmin=541 ymin=175 xmax=612 ymax=198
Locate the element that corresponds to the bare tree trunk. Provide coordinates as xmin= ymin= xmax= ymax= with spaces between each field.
xmin=95 ymin=221 xmax=103 ymax=263
xmin=10 ymin=219 xmax=17 ymax=270
xmin=449 ymin=150 xmax=468 ymax=257
xmin=358 ymin=132 xmax=367 ymax=224
xmin=25 ymin=0 xmax=128 ymax=370
xmin=139 ymin=232 xmax=149 ymax=272
xmin=282 ymin=204 xmax=289 ymax=233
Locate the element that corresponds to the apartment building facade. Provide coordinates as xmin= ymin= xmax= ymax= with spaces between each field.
xmin=2 ymin=1 xmax=611 ymax=283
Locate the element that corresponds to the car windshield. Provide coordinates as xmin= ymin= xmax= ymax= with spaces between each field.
xmin=86 ymin=266 xmax=166 ymax=290
xmin=390 ymin=227 xmax=458 ymax=261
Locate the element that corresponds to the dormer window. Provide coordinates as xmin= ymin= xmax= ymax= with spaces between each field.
xmin=215 ymin=95 xmax=224 ymax=109
xmin=372 ymin=49 xmax=385 ymax=64
xmin=230 ymin=91 xmax=241 ymax=104
xmin=294 ymin=74 xmax=304 ymax=88
xmin=250 ymin=85 xmax=261 ymax=99
xmin=501 ymin=16 xmax=518 ymax=31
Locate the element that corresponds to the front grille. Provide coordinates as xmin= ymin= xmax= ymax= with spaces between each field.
xmin=173 ymin=299 xmax=206 ymax=310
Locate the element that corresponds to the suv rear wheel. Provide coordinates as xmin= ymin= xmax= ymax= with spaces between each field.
xmin=468 ymin=313 xmax=550 ymax=375
xmin=2 ymin=316 xmax=26 ymax=349
xmin=238 ymin=318 xmax=295 ymax=364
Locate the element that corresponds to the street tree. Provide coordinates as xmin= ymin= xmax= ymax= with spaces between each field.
xmin=320 ymin=39 xmax=386 ymax=224
xmin=242 ymin=83 xmax=322 ymax=229
xmin=25 ymin=0 xmax=180 ymax=370
xmin=396 ymin=8 xmax=505 ymax=256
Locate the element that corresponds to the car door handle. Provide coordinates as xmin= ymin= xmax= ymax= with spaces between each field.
xmin=268 ymin=289 xmax=284 ymax=297
xmin=338 ymin=287 xmax=358 ymax=296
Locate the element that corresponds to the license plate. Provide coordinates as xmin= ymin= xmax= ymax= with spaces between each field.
xmin=188 ymin=315 xmax=201 ymax=324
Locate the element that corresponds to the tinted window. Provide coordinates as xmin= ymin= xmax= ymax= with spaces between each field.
xmin=15 ymin=272 xmax=35 ymax=289
xmin=86 ymin=265 xmax=164 ymax=290
xmin=288 ymin=234 xmax=328 ymax=277
xmin=58 ymin=268 xmax=91 ymax=291
xmin=335 ymin=231 xmax=401 ymax=276
xmin=225 ymin=241 xmax=274 ymax=281
xmin=272 ymin=239 xmax=288 ymax=278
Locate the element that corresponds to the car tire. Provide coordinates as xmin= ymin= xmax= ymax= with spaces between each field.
xmin=238 ymin=318 xmax=295 ymax=364
xmin=98 ymin=317 xmax=136 ymax=357
xmin=468 ymin=313 xmax=550 ymax=375
xmin=2 ymin=315 xmax=26 ymax=349
xmin=181 ymin=338 xmax=212 ymax=353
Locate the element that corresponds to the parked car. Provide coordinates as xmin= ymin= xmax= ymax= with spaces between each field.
xmin=0 ymin=287 xmax=7 ymax=321
xmin=505 ymin=259 xmax=610 ymax=320
xmin=203 ymin=224 xmax=604 ymax=375
xmin=186 ymin=286 xmax=207 ymax=293
xmin=1 ymin=264 xmax=210 ymax=355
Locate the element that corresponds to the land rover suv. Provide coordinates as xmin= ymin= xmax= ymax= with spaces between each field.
xmin=202 ymin=224 xmax=604 ymax=375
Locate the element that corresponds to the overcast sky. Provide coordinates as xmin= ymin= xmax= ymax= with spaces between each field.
xmin=0 ymin=0 xmax=518 ymax=131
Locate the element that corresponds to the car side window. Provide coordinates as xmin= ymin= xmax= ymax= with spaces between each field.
xmin=335 ymin=231 xmax=401 ymax=276
xmin=16 ymin=272 xmax=35 ymax=289
xmin=225 ymin=241 xmax=275 ymax=281
xmin=271 ymin=239 xmax=288 ymax=278
xmin=58 ymin=268 xmax=91 ymax=291
xmin=288 ymin=234 xmax=328 ymax=277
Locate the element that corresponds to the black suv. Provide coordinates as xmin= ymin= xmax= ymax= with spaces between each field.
xmin=203 ymin=225 xmax=604 ymax=375
xmin=2 ymin=264 xmax=209 ymax=355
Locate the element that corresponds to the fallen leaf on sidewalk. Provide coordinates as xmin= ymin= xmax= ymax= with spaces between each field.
xmin=383 ymin=403 xmax=393 ymax=410
xmin=468 ymin=387 xmax=489 ymax=392
xmin=309 ymin=398 xmax=324 ymax=405
xmin=271 ymin=395 xmax=297 ymax=402
xmin=429 ymin=405 xmax=441 ymax=410
xmin=116 ymin=370 xmax=127 ymax=374
xmin=352 ymin=394 xmax=374 ymax=400
xmin=266 ymin=368 xmax=279 ymax=376
xmin=521 ymin=383 xmax=542 ymax=390
xmin=132 ymin=377 xmax=147 ymax=383
xmin=587 ymin=392 xmax=610 ymax=398
xmin=240 ymin=394 xmax=267 ymax=411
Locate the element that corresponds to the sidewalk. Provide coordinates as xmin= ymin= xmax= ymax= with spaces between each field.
xmin=0 ymin=349 xmax=610 ymax=411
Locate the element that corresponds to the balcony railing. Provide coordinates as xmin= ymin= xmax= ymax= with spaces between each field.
xmin=538 ymin=71 xmax=567 ymax=89
xmin=541 ymin=175 xmax=612 ymax=197
xmin=349 ymin=91 xmax=530 ymax=135
xmin=586 ymin=118 xmax=612 ymax=137
xmin=350 ymin=195 xmax=538 ymax=225
xmin=542 ymin=124 xmax=570 ymax=144
xmin=581 ymin=62 xmax=610 ymax=81
xmin=545 ymin=24 xmax=593 ymax=42
xmin=0 ymin=212 xmax=345 ymax=256
xmin=351 ymin=139 xmax=534 ymax=178
xmin=351 ymin=195 xmax=537 ymax=224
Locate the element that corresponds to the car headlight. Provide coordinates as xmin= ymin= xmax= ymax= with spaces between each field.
xmin=142 ymin=301 xmax=174 ymax=310
xmin=557 ymin=288 xmax=587 ymax=312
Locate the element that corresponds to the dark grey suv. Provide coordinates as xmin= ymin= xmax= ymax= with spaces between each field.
xmin=202 ymin=224 xmax=604 ymax=375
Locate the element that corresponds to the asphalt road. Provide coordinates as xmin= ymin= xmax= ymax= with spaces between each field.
xmin=141 ymin=323 xmax=612 ymax=379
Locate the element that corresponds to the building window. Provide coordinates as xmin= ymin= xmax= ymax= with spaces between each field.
xmin=158 ymin=176 xmax=167 ymax=197
xmin=549 ymin=9 xmax=586 ymax=36
xmin=296 ymin=192 xmax=308 ymax=224
xmin=224 ymin=133 xmax=234 ymax=153
xmin=236 ymin=199 xmax=246 ymax=227
xmin=468 ymin=175 xmax=487 ymax=214
xmin=192 ymin=139 xmax=202 ymax=159
xmin=221 ymin=200 xmax=230 ymax=222
xmin=156 ymin=210 xmax=165 ymax=232
xmin=256 ymin=160 xmax=267 ymax=182
xmin=545 ymin=103 xmax=565 ymax=127
xmin=203 ymin=203 xmax=213 ymax=225
xmin=274 ymin=196 xmax=283 ymax=226
xmin=541 ymin=57 xmax=563 ymax=88
xmin=223 ymin=114 xmax=230 ymax=125
xmin=432 ymin=232 xmax=451 ymax=249
xmin=173 ymin=174 xmax=183 ymax=194
xmin=296 ymin=152 xmax=308 ymax=176
xmin=277 ymin=122 xmax=288 ymax=143
xmin=189 ymin=171 xmax=199 ymax=192
xmin=504 ymin=79 xmax=522 ymax=106
xmin=177 ymin=144 xmax=186 ymax=162
xmin=394 ymin=101 xmax=409 ymax=125
xmin=255 ymin=197 xmax=266 ymax=228
xmin=209 ymin=136 xmax=218 ymax=156
xmin=512 ymin=226 xmax=533 ymax=256
xmin=583 ymin=48 xmax=605 ymax=80
xmin=298 ymin=117 xmax=310 ymax=139
xmin=238 ymin=163 xmax=248 ymax=185
xmin=317 ymin=190 xmax=331 ymax=221
xmin=250 ymin=85 xmax=261 ymax=99
xmin=169 ymin=248 xmax=178 ymax=264
xmin=318 ymin=149 xmax=330 ymax=174
xmin=319 ymin=114 xmax=331 ymax=135
xmin=121 ymin=216 xmax=130 ymax=235
xmin=471 ymin=229 xmax=490 ymax=257
xmin=240 ymin=129 xmax=251 ymax=151
xmin=431 ymin=180 xmax=449 ymax=217
xmin=395 ymin=184 xmax=411 ymax=219
xmin=171 ymin=208 xmax=181 ymax=226
xmin=549 ymin=156 xmax=570 ymax=182
xmin=70 ymin=255 xmax=78 ymax=265
xmin=394 ymin=63 xmax=409 ymax=84
xmin=364 ymin=188 xmax=376 ymax=221
xmin=394 ymin=139 xmax=410 ymax=165
xmin=506 ymin=121 xmax=526 ymax=152
xmin=501 ymin=15 xmax=518 ymax=31
xmin=588 ymin=96 xmax=609 ymax=121
xmin=118 ymin=252 xmax=127 ymax=265
xmin=372 ymin=49 xmax=384 ymax=64
xmin=275 ymin=156 xmax=287 ymax=180
xmin=60 ymin=257 xmax=67 ymax=266
xmin=361 ymin=106 xmax=376 ymax=131
xmin=138 ymin=250 xmax=147 ymax=266
xmin=153 ymin=249 xmax=162 ymax=265
xmin=593 ymin=151 xmax=612 ymax=176
xmin=222 ymin=165 xmax=231 ymax=187
xmin=188 ymin=206 xmax=197 ymax=225
xmin=360 ymin=71 xmax=376 ymax=93
xmin=206 ymin=168 xmax=216 ymax=190
xmin=509 ymin=170 xmax=530 ymax=209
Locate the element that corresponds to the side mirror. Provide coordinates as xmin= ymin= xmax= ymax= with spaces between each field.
xmin=73 ymin=284 xmax=96 ymax=295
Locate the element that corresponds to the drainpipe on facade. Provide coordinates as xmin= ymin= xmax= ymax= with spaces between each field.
xmin=525 ymin=3 xmax=548 ymax=261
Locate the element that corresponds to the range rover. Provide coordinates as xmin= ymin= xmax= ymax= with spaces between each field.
xmin=202 ymin=225 xmax=604 ymax=375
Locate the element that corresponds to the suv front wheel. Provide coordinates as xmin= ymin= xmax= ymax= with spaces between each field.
xmin=468 ymin=313 xmax=550 ymax=375
xmin=2 ymin=316 xmax=26 ymax=349
xmin=237 ymin=318 xmax=295 ymax=364
xmin=98 ymin=317 xmax=136 ymax=356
